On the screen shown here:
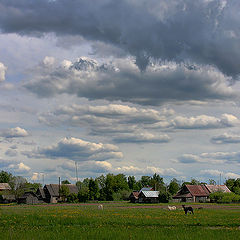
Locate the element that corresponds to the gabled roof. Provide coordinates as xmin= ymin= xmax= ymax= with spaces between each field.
xmin=37 ymin=188 xmax=46 ymax=199
xmin=173 ymin=192 xmax=192 ymax=198
xmin=140 ymin=191 xmax=159 ymax=198
xmin=205 ymin=185 xmax=231 ymax=193
xmin=129 ymin=191 xmax=139 ymax=199
xmin=140 ymin=187 xmax=154 ymax=192
xmin=19 ymin=191 xmax=38 ymax=199
xmin=185 ymin=185 xmax=209 ymax=197
xmin=44 ymin=184 xmax=78 ymax=197
xmin=66 ymin=184 xmax=78 ymax=194
xmin=0 ymin=183 xmax=11 ymax=191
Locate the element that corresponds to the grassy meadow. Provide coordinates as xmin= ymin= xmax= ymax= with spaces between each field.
xmin=0 ymin=202 xmax=240 ymax=240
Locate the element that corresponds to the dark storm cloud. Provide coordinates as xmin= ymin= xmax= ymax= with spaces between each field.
xmin=24 ymin=57 xmax=235 ymax=105
xmin=0 ymin=0 xmax=240 ymax=76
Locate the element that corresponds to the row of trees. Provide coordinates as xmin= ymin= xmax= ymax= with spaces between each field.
xmin=72 ymin=174 xmax=182 ymax=202
xmin=2 ymin=170 xmax=240 ymax=203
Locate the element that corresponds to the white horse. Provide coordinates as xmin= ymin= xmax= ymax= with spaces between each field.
xmin=98 ymin=204 xmax=103 ymax=210
xmin=168 ymin=205 xmax=177 ymax=210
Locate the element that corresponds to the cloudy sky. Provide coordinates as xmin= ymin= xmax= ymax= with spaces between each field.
xmin=0 ymin=0 xmax=240 ymax=184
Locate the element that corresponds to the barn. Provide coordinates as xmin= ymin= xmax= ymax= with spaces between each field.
xmin=18 ymin=192 xmax=40 ymax=204
xmin=138 ymin=191 xmax=159 ymax=203
xmin=173 ymin=184 xmax=231 ymax=203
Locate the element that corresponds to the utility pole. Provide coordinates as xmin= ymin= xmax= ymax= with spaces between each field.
xmin=75 ymin=161 xmax=79 ymax=183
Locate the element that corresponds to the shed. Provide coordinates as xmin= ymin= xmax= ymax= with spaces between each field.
xmin=43 ymin=184 xmax=78 ymax=203
xmin=138 ymin=191 xmax=159 ymax=203
xmin=18 ymin=192 xmax=40 ymax=204
xmin=0 ymin=183 xmax=11 ymax=192
xmin=173 ymin=184 xmax=231 ymax=203
xmin=129 ymin=191 xmax=140 ymax=203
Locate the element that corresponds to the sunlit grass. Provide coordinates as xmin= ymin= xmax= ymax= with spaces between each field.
xmin=0 ymin=203 xmax=240 ymax=239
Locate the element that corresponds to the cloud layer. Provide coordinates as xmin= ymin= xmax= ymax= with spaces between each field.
xmin=1 ymin=0 xmax=240 ymax=78
xmin=24 ymin=57 xmax=235 ymax=105
xmin=25 ymin=137 xmax=123 ymax=161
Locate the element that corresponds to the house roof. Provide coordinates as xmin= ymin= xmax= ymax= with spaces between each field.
xmin=140 ymin=187 xmax=154 ymax=192
xmin=0 ymin=183 xmax=11 ymax=191
xmin=19 ymin=192 xmax=39 ymax=199
xmin=185 ymin=185 xmax=209 ymax=197
xmin=45 ymin=184 xmax=78 ymax=197
xmin=129 ymin=191 xmax=139 ymax=199
xmin=37 ymin=188 xmax=46 ymax=199
xmin=205 ymin=185 xmax=231 ymax=193
xmin=45 ymin=184 xmax=59 ymax=197
xmin=173 ymin=192 xmax=192 ymax=198
xmin=140 ymin=191 xmax=159 ymax=198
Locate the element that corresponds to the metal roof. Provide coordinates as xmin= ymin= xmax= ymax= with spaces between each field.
xmin=205 ymin=185 xmax=231 ymax=193
xmin=140 ymin=187 xmax=154 ymax=192
xmin=141 ymin=191 xmax=159 ymax=198
xmin=185 ymin=185 xmax=209 ymax=197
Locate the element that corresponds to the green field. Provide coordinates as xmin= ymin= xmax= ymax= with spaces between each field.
xmin=0 ymin=202 xmax=240 ymax=240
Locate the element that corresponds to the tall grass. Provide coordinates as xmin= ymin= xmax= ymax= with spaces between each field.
xmin=0 ymin=203 xmax=239 ymax=239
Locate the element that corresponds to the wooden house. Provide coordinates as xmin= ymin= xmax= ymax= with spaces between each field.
xmin=129 ymin=191 xmax=140 ymax=203
xmin=43 ymin=184 xmax=78 ymax=203
xmin=0 ymin=183 xmax=11 ymax=192
xmin=173 ymin=184 xmax=231 ymax=203
xmin=18 ymin=192 xmax=40 ymax=204
xmin=138 ymin=191 xmax=159 ymax=203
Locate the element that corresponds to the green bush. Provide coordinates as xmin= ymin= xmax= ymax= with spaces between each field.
xmin=67 ymin=193 xmax=78 ymax=203
xmin=159 ymin=191 xmax=172 ymax=203
xmin=210 ymin=192 xmax=240 ymax=203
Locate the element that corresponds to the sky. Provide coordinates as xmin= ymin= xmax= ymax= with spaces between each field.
xmin=0 ymin=0 xmax=240 ymax=184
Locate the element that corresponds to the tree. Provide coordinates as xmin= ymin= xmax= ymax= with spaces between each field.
xmin=59 ymin=185 xmax=70 ymax=202
xmin=225 ymin=178 xmax=240 ymax=194
xmin=61 ymin=180 xmax=71 ymax=184
xmin=9 ymin=176 xmax=28 ymax=198
xmin=96 ymin=175 xmax=106 ymax=201
xmin=208 ymin=179 xmax=216 ymax=185
xmin=150 ymin=173 xmax=165 ymax=191
xmin=104 ymin=174 xmax=115 ymax=201
xmin=168 ymin=178 xmax=180 ymax=195
xmin=67 ymin=193 xmax=78 ymax=203
xmin=113 ymin=174 xmax=129 ymax=192
xmin=159 ymin=190 xmax=172 ymax=203
xmin=140 ymin=176 xmax=152 ymax=188
xmin=88 ymin=178 xmax=99 ymax=200
xmin=78 ymin=186 xmax=89 ymax=202
xmin=128 ymin=176 xmax=137 ymax=190
xmin=0 ymin=171 xmax=12 ymax=183
xmin=190 ymin=178 xmax=200 ymax=185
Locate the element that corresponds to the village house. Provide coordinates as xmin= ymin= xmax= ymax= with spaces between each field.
xmin=129 ymin=191 xmax=139 ymax=203
xmin=129 ymin=187 xmax=159 ymax=203
xmin=0 ymin=183 xmax=15 ymax=203
xmin=173 ymin=184 xmax=231 ymax=203
xmin=38 ymin=184 xmax=78 ymax=203
xmin=0 ymin=183 xmax=11 ymax=192
xmin=18 ymin=192 xmax=41 ymax=204
xmin=138 ymin=191 xmax=160 ymax=203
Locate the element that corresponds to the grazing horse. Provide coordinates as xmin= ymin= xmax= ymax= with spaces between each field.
xmin=182 ymin=205 xmax=194 ymax=215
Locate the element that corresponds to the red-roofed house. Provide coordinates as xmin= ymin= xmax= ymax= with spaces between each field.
xmin=173 ymin=184 xmax=231 ymax=203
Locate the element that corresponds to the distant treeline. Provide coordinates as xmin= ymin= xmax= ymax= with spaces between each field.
xmin=1 ymin=171 xmax=240 ymax=203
